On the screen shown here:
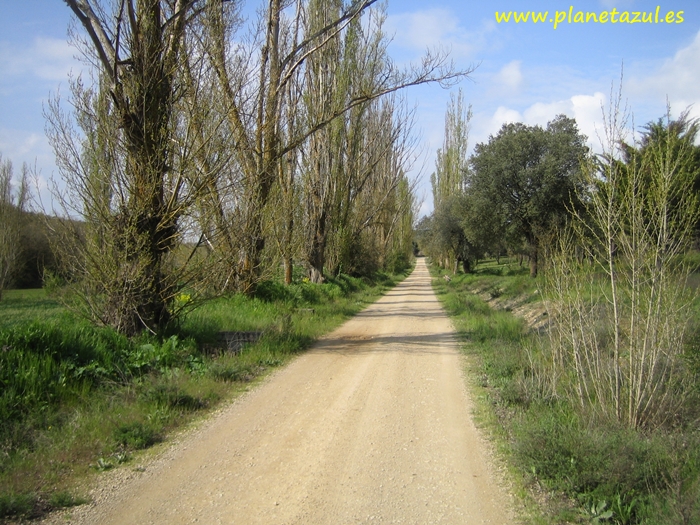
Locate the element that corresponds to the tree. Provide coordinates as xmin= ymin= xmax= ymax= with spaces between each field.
xmin=49 ymin=0 xmax=469 ymax=334
xmin=468 ymin=115 xmax=588 ymax=277
xmin=49 ymin=0 xmax=205 ymax=335
xmin=619 ymin=108 xmax=700 ymax=234
xmin=202 ymin=0 xmax=470 ymax=290
xmin=545 ymin=102 xmax=700 ymax=429
xmin=430 ymin=88 xmax=472 ymax=209
xmin=431 ymin=194 xmax=481 ymax=273
xmin=0 ymin=154 xmax=30 ymax=299
xmin=428 ymin=88 xmax=472 ymax=270
xmin=326 ymin=96 xmax=419 ymax=277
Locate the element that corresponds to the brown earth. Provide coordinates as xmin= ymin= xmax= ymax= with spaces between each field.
xmin=43 ymin=258 xmax=515 ymax=524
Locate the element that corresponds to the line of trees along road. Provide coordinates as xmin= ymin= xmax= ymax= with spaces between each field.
xmin=420 ymin=94 xmax=590 ymax=278
xmin=420 ymin=95 xmax=700 ymax=281
xmin=31 ymin=0 xmax=473 ymax=336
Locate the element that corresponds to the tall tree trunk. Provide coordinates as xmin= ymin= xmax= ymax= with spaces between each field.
xmin=308 ymin=210 xmax=328 ymax=283
xmin=529 ymin=245 xmax=538 ymax=278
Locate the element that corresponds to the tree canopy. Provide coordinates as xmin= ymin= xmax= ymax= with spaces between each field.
xmin=467 ymin=115 xmax=589 ymax=276
xmin=44 ymin=0 xmax=471 ymax=335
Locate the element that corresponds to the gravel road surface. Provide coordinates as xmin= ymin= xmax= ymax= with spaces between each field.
xmin=52 ymin=258 xmax=514 ymax=524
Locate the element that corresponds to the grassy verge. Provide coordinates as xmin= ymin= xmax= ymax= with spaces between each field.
xmin=0 ymin=267 xmax=410 ymax=523
xmin=430 ymin=258 xmax=700 ymax=525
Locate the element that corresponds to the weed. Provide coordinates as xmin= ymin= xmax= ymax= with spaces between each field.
xmin=582 ymin=499 xmax=613 ymax=523
xmin=0 ymin=492 xmax=37 ymax=520
xmin=93 ymin=457 xmax=114 ymax=471
xmin=113 ymin=421 xmax=160 ymax=450
xmin=1 ymin=265 xmax=409 ymax=522
xmin=142 ymin=383 xmax=207 ymax=411
xmin=430 ymin=258 xmax=700 ymax=525
xmin=48 ymin=491 xmax=87 ymax=509
xmin=611 ymin=493 xmax=638 ymax=525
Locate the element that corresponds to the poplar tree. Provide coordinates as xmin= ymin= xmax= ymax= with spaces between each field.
xmin=203 ymin=0 xmax=469 ymax=290
xmin=430 ymin=88 xmax=472 ymax=208
xmin=429 ymin=88 xmax=472 ymax=269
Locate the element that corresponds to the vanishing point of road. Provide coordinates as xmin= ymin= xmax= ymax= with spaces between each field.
xmin=55 ymin=258 xmax=514 ymax=524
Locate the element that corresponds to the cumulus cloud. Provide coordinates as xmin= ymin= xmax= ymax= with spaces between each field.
xmin=473 ymin=30 xmax=700 ymax=151
xmin=628 ymin=30 xmax=700 ymax=121
xmin=491 ymin=106 xmax=522 ymax=129
xmin=474 ymin=92 xmax=607 ymax=153
xmin=524 ymin=93 xmax=605 ymax=141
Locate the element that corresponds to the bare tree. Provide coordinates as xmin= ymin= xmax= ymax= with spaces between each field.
xmin=544 ymin=96 xmax=700 ymax=430
xmin=325 ymin=95 xmax=420 ymax=277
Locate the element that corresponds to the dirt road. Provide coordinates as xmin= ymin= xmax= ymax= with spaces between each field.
xmin=58 ymin=258 xmax=514 ymax=524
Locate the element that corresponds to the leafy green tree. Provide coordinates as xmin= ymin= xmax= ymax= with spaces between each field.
xmin=468 ymin=115 xmax=588 ymax=276
xmin=426 ymin=195 xmax=482 ymax=273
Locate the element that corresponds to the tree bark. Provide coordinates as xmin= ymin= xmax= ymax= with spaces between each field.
xmin=529 ymin=246 xmax=538 ymax=278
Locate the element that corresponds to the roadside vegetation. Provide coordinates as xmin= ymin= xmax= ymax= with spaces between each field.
xmin=419 ymin=76 xmax=700 ymax=524
xmin=0 ymin=266 xmax=410 ymax=522
xmin=2 ymin=0 xmax=698 ymax=522
xmin=431 ymin=258 xmax=700 ymax=525
xmin=1 ymin=1 xmax=443 ymax=521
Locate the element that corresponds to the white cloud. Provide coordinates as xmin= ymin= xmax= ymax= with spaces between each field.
xmin=0 ymin=129 xmax=43 ymax=159
xmin=491 ymin=106 xmax=522 ymax=129
xmin=569 ymin=93 xmax=608 ymax=144
xmin=474 ymin=92 xmax=607 ymax=153
xmin=523 ymin=93 xmax=606 ymax=143
xmin=627 ymin=30 xmax=700 ymax=121
xmin=494 ymin=60 xmax=523 ymax=93
xmin=0 ymin=128 xmax=59 ymax=211
xmin=0 ymin=37 xmax=78 ymax=84
xmin=385 ymin=9 xmax=494 ymax=60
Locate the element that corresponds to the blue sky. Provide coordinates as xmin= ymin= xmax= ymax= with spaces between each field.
xmin=1 ymin=1 xmax=698 ymax=215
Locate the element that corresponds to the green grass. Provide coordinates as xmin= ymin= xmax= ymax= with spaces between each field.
xmin=430 ymin=259 xmax=700 ymax=525
xmin=0 ymin=266 xmax=410 ymax=523
xmin=432 ymin=257 xmax=538 ymax=302
xmin=0 ymin=288 xmax=66 ymax=328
